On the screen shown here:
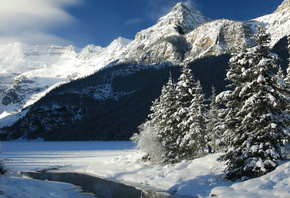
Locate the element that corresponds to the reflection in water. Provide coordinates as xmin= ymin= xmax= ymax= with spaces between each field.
xmin=21 ymin=171 xmax=172 ymax=198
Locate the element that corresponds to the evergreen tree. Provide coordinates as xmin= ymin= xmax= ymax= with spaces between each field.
xmin=192 ymin=80 xmax=207 ymax=151
xmin=285 ymin=35 xmax=290 ymax=143
xmin=286 ymin=34 xmax=290 ymax=84
xmin=168 ymin=64 xmax=208 ymax=162
xmin=218 ymin=25 xmax=290 ymax=181
xmin=206 ymin=86 xmax=224 ymax=152
xmin=133 ymin=64 xmax=208 ymax=164
xmin=287 ymin=34 xmax=290 ymax=56
xmin=277 ymin=65 xmax=285 ymax=79
xmin=152 ymin=73 xmax=181 ymax=163
xmin=132 ymin=74 xmax=179 ymax=163
xmin=168 ymin=64 xmax=196 ymax=163
xmin=181 ymin=80 xmax=207 ymax=155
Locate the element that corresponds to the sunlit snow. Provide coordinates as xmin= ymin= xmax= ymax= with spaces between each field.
xmin=0 ymin=141 xmax=290 ymax=198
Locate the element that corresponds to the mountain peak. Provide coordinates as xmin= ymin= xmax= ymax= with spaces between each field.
xmin=157 ymin=2 xmax=210 ymax=34
xmin=172 ymin=2 xmax=191 ymax=11
xmin=114 ymin=37 xmax=132 ymax=45
xmin=274 ymin=0 xmax=290 ymax=13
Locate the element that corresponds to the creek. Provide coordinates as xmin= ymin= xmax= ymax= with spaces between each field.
xmin=21 ymin=170 xmax=173 ymax=198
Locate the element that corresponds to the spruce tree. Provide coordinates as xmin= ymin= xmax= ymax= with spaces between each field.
xmin=288 ymin=34 xmax=290 ymax=58
xmin=277 ymin=66 xmax=285 ymax=79
xmin=218 ymin=25 xmax=290 ymax=181
xmin=134 ymin=65 xmax=208 ymax=164
xmin=159 ymin=64 xmax=196 ymax=163
xmin=285 ymin=35 xmax=290 ymax=143
xmin=153 ymin=73 xmax=180 ymax=163
xmin=206 ymin=86 xmax=224 ymax=152
xmin=180 ymin=80 xmax=207 ymax=155
xmin=170 ymin=65 xmax=208 ymax=162
xmin=286 ymin=34 xmax=290 ymax=84
xmin=132 ymin=74 xmax=179 ymax=163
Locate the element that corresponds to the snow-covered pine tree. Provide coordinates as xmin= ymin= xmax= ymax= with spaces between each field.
xmin=152 ymin=73 xmax=181 ymax=164
xmin=218 ymin=24 xmax=290 ymax=181
xmin=206 ymin=86 xmax=224 ymax=152
xmin=166 ymin=64 xmax=207 ymax=162
xmin=156 ymin=64 xmax=196 ymax=163
xmin=286 ymin=34 xmax=290 ymax=84
xmin=178 ymin=80 xmax=207 ymax=156
xmin=288 ymin=34 xmax=290 ymax=59
xmin=285 ymin=35 xmax=290 ymax=143
xmin=175 ymin=64 xmax=196 ymax=104
xmin=162 ymin=65 xmax=208 ymax=163
xmin=285 ymin=34 xmax=290 ymax=85
xmin=277 ymin=65 xmax=285 ymax=79
xmin=191 ymin=80 xmax=207 ymax=152
xmin=132 ymin=74 xmax=179 ymax=164
xmin=134 ymin=65 xmax=209 ymax=164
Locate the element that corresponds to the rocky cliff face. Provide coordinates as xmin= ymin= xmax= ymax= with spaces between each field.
xmin=275 ymin=0 xmax=290 ymax=13
xmin=118 ymin=3 xmax=210 ymax=64
xmin=253 ymin=3 xmax=290 ymax=47
xmin=119 ymin=2 xmax=290 ymax=65
xmin=185 ymin=19 xmax=255 ymax=62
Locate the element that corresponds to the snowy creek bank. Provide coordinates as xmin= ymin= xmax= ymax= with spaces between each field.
xmin=21 ymin=170 xmax=172 ymax=198
xmin=2 ymin=141 xmax=290 ymax=197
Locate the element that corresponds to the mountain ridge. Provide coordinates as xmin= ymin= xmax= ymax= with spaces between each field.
xmin=275 ymin=0 xmax=290 ymax=12
xmin=0 ymin=37 xmax=131 ymax=127
xmin=1 ymin=1 xmax=290 ymax=140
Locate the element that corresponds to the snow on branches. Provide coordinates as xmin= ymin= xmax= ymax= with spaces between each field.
xmin=218 ymin=24 xmax=290 ymax=181
xmin=132 ymin=64 xmax=209 ymax=164
xmin=132 ymin=26 xmax=290 ymax=182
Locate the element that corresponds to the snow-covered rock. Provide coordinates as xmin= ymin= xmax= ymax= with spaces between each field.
xmin=118 ymin=2 xmax=210 ymax=64
xmin=77 ymin=36 xmax=131 ymax=67
xmin=185 ymin=19 xmax=255 ymax=62
xmin=118 ymin=1 xmax=290 ymax=65
xmin=274 ymin=0 xmax=290 ymax=13
xmin=252 ymin=4 xmax=290 ymax=46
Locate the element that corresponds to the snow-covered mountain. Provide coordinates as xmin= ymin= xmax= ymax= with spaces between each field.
xmin=253 ymin=3 xmax=290 ymax=47
xmin=118 ymin=3 xmax=210 ymax=64
xmin=275 ymin=0 xmax=290 ymax=12
xmin=118 ymin=1 xmax=290 ymax=65
xmin=1 ymin=1 xmax=290 ymax=139
xmin=0 ymin=37 xmax=131 ymax=127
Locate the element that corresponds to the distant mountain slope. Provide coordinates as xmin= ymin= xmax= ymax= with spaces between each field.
xmin=0 ymin=37 xmax=131 ymax=127
xmin=3 ymin=55 xmax=232 ymax=140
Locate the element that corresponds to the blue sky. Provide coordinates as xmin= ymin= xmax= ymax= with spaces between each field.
xmin=0 ymin=0 xmax=284 ymax=48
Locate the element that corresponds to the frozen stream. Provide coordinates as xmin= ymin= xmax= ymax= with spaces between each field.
xmin=0 ymin=141 xmax=173 ymax=198
xmin=21 ymin=170 xmax=172 ymax=198
xmin=1 ymin=141 xmax=290 ymax=197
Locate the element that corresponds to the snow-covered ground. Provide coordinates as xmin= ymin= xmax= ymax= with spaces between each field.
xmin=0 ymin=141 xmax=290 ymax=198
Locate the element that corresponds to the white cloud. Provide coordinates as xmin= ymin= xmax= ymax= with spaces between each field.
xmin=125 ymin=18 xmax=142 ymax=25
xmin=0 ymin=0 xmax=80 ymax=45
xmin=184 ymin=0 xmax=198 ymax=8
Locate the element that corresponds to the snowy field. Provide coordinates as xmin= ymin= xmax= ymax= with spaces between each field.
xmin=0 ymin=141 xmax=290 ymax=198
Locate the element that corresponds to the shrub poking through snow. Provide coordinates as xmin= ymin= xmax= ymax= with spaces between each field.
xmin=217 ymin=24 xmax=290 ymax=181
